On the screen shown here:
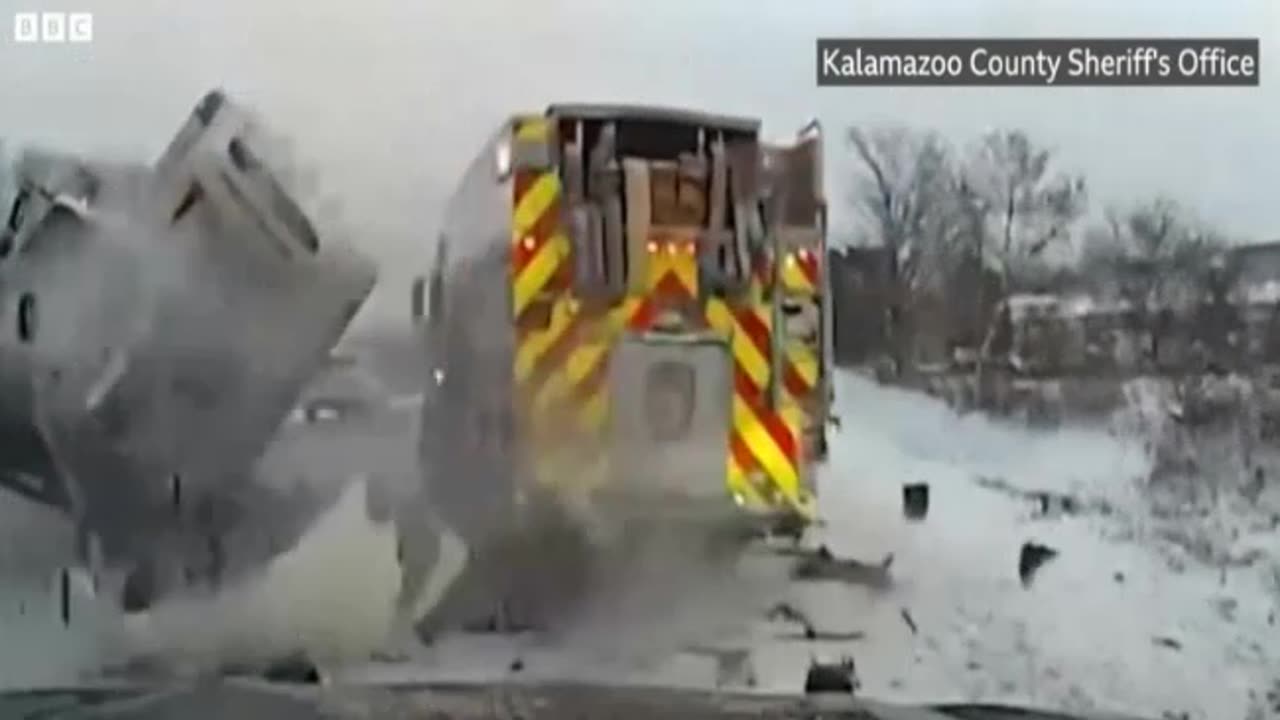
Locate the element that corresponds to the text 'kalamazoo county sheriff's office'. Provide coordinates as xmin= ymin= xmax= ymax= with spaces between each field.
xmin=816 ymin=39 xmax=1260 ymax=86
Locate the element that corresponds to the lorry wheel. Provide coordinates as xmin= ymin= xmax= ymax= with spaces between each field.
xmin=120 ymin=561 xmax=158 ymax=614
xmin=119 ymin=552 xmax=184 ymax=613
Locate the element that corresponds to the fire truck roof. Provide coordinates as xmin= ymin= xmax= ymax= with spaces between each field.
xmin=544 ymin=103 xmax=760 ymax=136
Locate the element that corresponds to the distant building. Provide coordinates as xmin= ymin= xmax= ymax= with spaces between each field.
xmin=1224 ymin=239 xmax=1280 ymax=361
xmin=1228 ymin=239 xmax=1280 ymax=304
xmin=1005 ymin=238 xmax=1280 ymax=375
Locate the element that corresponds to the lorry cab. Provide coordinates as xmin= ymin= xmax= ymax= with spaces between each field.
xmin=0 ymin=90 xmax=378 ymax=614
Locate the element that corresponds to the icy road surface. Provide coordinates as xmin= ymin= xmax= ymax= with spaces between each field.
xmin=2 ymin=368 xmax=1278 ymax=719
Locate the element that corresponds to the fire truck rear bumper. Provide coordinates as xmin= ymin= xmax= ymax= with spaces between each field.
xmin=577 ymin=487 xmax=815 ymax=545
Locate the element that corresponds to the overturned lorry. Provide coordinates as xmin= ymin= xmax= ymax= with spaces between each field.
xmin=0 ymin=90 xmax=377 ymax=612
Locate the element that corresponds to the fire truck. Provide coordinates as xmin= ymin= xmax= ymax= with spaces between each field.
xmin=411 ymin=104 xmax=832 ymax=589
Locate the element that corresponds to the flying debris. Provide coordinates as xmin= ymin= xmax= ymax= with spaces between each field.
xmin=684 ymin=645 xmax=758 ymax=688
xmin=766 ymin=601 xmax=866 ymax=642
xmin=902 ymin=482 xmax=929 ymax=520
xmin=0 ymin=89 xmax=377 ymax=613
xmin=1018 ymin=541 xmax=1059 ymax=587
xmin=804 ymin=655 xmax=859 ymax=694
xmin=790 ymin=545 xmax=895 ymax=589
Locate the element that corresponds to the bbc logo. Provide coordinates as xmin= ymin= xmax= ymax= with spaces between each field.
xmin=13 ymin=12 xmax=93 ymax=43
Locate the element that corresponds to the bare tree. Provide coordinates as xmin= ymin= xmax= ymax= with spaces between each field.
xmin=847 ymin=126 xmax=960 ymax=368
xmin=958 ymin=131 xmax=1087 ymax=393
xmin=1195 ymin=240 xmax=1247 ymax=370
xmin=1081 ymin=196 xmax=1229 ymax=369
xmin=961 ymin=130 xmax=1088 ymax=275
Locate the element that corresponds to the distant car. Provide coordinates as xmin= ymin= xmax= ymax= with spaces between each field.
xmin=293 ymin=396 xmax=365 ymax=424
xmin=288 ymin=358 xmax=387 ymax=425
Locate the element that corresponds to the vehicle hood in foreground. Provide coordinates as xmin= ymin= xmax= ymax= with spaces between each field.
xmin=0 ymin=678 xmax=1161 ymax=720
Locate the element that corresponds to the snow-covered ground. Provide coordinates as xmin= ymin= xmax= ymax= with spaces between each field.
xmin=782 ymin=373 xmax=1278 ymax=719
xmin=1 ymin=370 xmax=1277 ymax=718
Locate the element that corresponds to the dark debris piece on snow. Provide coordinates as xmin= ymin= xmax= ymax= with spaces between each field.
xmin=1018 ymin=541 xmax=1058 ymax=587
xmin=973 ymin=475 xmax=1113 ymax=520
xmin=792 ymin=545 xmax=894 ymax=589
xmin=767 ymin=601 xmax=864 ymax=642
xmin=779 ymin=626 xmax=866 ymax=642
xmin=768 ymin=545 xmax=820 ymax=559
xmin=1153 ymin=636 xmax=1183 ymax=651
xmin=899 ymin=608 xmax=918 ymax=635
xmin=771 ymin=513 xmax=810 ymax=543
xmin=766 ymin=601 xmax=810 ymax=625
xmin=902 ymin=483 xmax=930 ymax=521
xmin=804 ymin=655 xmax=858 ymax=694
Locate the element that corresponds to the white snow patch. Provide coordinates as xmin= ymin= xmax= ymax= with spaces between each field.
xmin=747 ymin=372 xmax=1277 ymax=719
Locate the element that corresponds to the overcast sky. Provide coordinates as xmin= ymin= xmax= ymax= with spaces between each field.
xmin=1 ymin=0 xmax=1274 ymax=327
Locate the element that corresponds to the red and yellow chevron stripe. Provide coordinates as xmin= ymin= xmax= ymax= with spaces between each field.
xmin=782 ymin=247 xmax=821 ymax=296
xmin=640 ymin=232 xmax=812 ymax=518
xmin=781 ymin=248 xmax=824 ymax=463
xmin=751 ymin=247 xmax=822 ymax=405
xmin=738 ymin=241 xmax=825 ymax=467
xmin=509 ymin=116 xmax=812 ymax=519
xmin=781 ymin=248 xmax=822 ymax=399
xmin=510 ymin=117 xmax=621 ymax=495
